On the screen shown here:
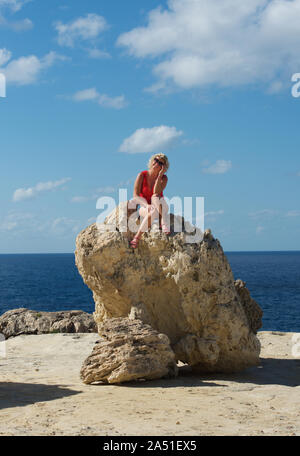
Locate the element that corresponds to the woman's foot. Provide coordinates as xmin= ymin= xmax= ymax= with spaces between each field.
xmin=161 ymin=222 xmax=171 ymax=235
xmin=130 ymin=237 xmax=140 ymax=249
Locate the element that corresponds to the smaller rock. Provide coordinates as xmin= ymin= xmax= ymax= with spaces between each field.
xmin=80 ymin=317 xmax=178 ymax=384
xmin=0 ymin=308 xmax=97 ymax=339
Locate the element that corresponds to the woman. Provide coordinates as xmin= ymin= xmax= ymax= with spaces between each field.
xmin=129 ymin=153 xmax=170 ymax=248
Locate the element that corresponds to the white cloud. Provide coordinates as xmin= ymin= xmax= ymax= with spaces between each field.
xmin=286 ymin=210 xmax=300 ymax=217
xmin=0 ymin=211 xmax=86 ymax=238
xmin=71 ymin=186 xmax=116 ymax=203
xmin=97 ymin=93 xmax=126 ymax=109
xmin=117 ymin=0 xmax=300 ymax=92
xmin=0 ymin=220 xmax=17 ymax=231
xmin=71 ymin=196 xmax=91 ymax=204
xmin=205 ymin=210 xmax=224 ymax=217
xmin=256 ymin=226 xmax=265 ymax=234
xmin=1 ymin=50 xmax=66 ymax=85
xmin=72 ymin=87 xmax=127 ymax=109
xmin=204 ymin=209 xmax=224 ymax=223
xmin=94 ymin=186 xmax=116 ymax=194
xmin=119 ymin=125 xmax=183 ymax=154
xmin=249 ymin=209 xmax=279 ymax=219
xmin=0 ymin=212 xmax=34 ymax=232
xmin=202 ymin=160 xmax=232 ymax=174
xmin=266 ymin=80 xmax=284 ymax=94
xmin=51 ymin=217 xmax=80 ymax=235
xmin=0 ymin=0 xmax=33 ymax=32
xmin=13 ymin=177 xmax=71 ymax=202
xmin=0 ymin=15 xmax=33 ymax=31
xmin=72 ymin=87 xmax=98 ymax=101
xmin=0 ymin=0 xmax=29 ymax=12
xmin=8 ymin=17 xmax=33 ymax=31
xmin=54 ymin=13 xmax=108 ymax=48
xmin=0 ymin=48 xmax=11 ymax=65
xmin=86 ymin=48 xmax=110 ymax=59
xmin=143 ymin=80 xmax=168 ymax=94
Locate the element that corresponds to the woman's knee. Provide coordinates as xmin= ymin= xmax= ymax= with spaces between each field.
xmin=139 ymin=205 xmax=158 ymax=219
xmin=139 ymin=207 xmax=147 ymax=218
xmin=152 ymin=196 xmax=168 ymax=211
xmin=149 ymin=205 xmax=159 ymax=218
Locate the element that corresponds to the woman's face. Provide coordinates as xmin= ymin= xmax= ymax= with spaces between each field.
xmin=152 ymin=157 xmax=165 ymax=170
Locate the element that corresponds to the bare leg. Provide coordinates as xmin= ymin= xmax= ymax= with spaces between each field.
xmin=136 ymin=205 xmax=159 ymax=238
xmin=128 ymin=197 xmax=148 ymax=235
xmin=151 ymin=196 xmax=170 ymax=233
xmin=130 ymin=205 xmax=159 ymax=247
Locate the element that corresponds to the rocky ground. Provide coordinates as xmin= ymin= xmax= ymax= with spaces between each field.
xmin=0 ymin=331 xmax=299 ymax=436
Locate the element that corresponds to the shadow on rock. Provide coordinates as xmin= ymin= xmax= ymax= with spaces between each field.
xmin=0 ymin=382 xmax=81 ymax=410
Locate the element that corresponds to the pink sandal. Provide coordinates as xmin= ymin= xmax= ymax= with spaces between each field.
xmin=130 ymin=237 xmax=140 ymax=249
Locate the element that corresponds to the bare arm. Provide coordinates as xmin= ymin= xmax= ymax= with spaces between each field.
xmin=153 ymin=170 xmax=168 ymax=196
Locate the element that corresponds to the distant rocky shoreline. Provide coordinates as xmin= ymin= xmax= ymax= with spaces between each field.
xmin=0 ymin=308 xmax=97 ymax=339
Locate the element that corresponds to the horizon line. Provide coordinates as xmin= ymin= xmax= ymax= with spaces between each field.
xmin=0 ymin=249 xmax=300 ymax=255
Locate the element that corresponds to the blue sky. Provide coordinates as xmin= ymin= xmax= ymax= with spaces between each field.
xmin=0 ymin=0 xmax=300 ymax=253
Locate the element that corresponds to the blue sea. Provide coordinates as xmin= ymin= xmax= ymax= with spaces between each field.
xmin=0 ymin=252 xmax=299 ymax=332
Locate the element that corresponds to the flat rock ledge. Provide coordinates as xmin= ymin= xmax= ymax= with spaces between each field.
xmin=80 ymin=317 xmax=178 ymax=384
xmin=0 ymin=308 xmax=97 ymax=339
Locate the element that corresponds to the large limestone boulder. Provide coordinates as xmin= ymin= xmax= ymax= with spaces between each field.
xmin=0 ymin=308 xmax=97 ymax=339
xmin=75 ymin=204 xmax=262 ymax=373
xmin=80 ymin=317 xmax=177 ymax=384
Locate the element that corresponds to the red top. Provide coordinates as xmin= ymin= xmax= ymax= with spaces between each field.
xmin=139 ymin=170 xmax=163 ymax=204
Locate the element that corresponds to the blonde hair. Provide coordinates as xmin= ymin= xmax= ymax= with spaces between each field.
xmin=148 ymin=153 xmax=170 ymax=172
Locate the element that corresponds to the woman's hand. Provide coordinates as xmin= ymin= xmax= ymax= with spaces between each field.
xmin=158 ymin=165 xmax=167 ymax=178
xmin=153 ymin=166 xmax=168 ymax=195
